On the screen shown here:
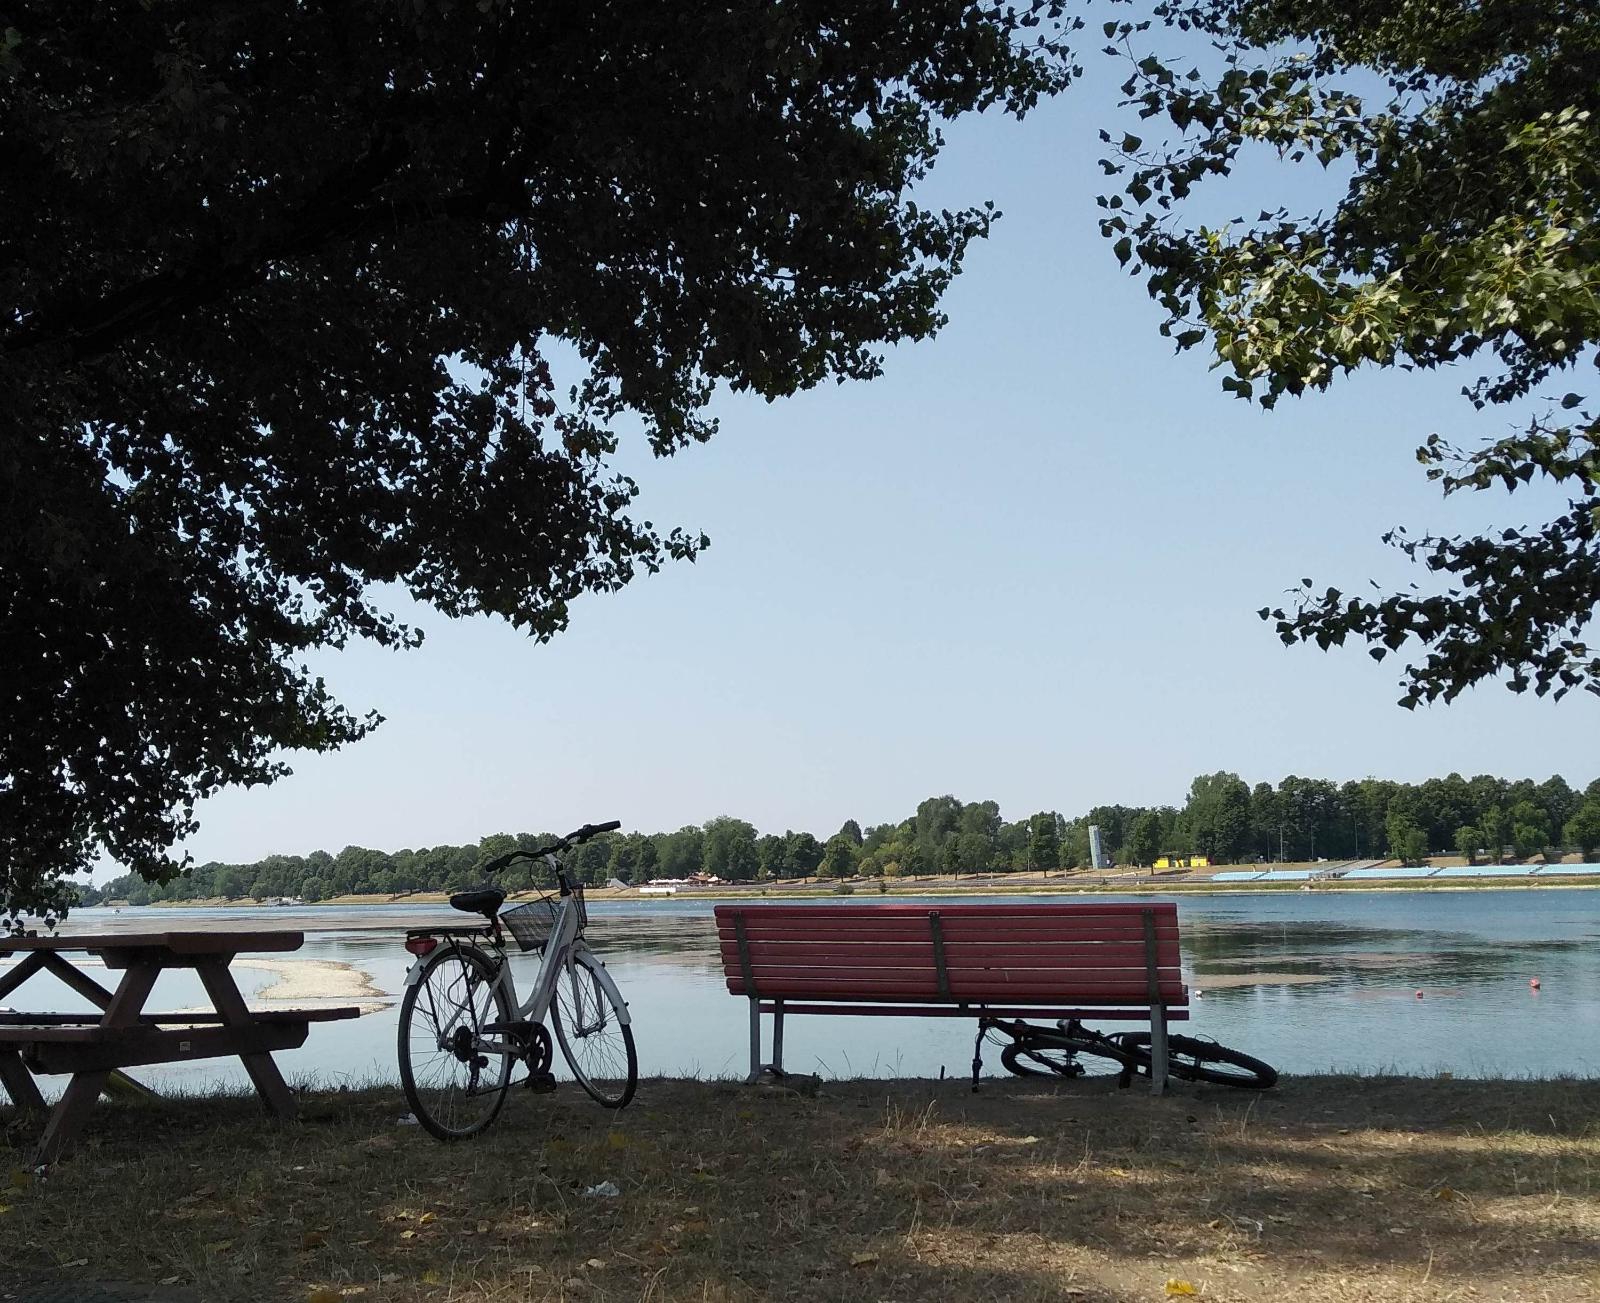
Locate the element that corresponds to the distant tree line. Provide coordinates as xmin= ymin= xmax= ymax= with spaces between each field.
xmin=82 ymin=771 xmax=1600 ymax=905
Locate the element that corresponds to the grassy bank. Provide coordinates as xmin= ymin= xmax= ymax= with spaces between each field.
xmin=5 ymin=1075 xmax=1599 ymax=1301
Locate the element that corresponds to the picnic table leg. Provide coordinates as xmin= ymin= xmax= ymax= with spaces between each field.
xmin=34 ymin=1071 xmax=112 ymax=1166
xmin=0 ymin=1046 xmax=45 ymax=1113
xmin=32 ymin=962 xmax=160 ymax=1168
xmin=195 ymin=960 xmax=297 ymax=1118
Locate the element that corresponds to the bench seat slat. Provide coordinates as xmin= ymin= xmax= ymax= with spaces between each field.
xmin=728 ymin=964 xmax=1181 ymax=985
xmin=720 ymin=931 xmax=1180 ymax=952
xmin=719 ymin=922 xmax=1180 ymax=943
xmin=727 ymin=979 xmax=1186 ymax=1001
xmin=760 ymin=1002 xmax=1191 ymax=1021
xmin=718 ymin=912 xmax=1179 ymax=930
xmin=718 ymin=940 xmax=1181 ymax=966
xmin=719 ymin=903 xmax=1178 ymax=918
xmin=718 ymin=917 xmax=1177 ymax=932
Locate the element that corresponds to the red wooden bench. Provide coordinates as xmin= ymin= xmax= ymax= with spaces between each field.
xmin=714 ymin=902 xmax=1188 ymax=1094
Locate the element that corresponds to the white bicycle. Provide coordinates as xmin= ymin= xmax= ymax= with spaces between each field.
xmin=397 ymin=821 xmax=637 ymax=1140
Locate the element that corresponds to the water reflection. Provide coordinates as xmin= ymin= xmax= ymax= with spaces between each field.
xmin=4 ymin=889 xmax=1597 ymax=1094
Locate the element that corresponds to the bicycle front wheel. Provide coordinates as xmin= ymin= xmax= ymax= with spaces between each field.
xmin=1119 ymin=1033 xmax=1278 ymax=1089
xmin=398 ymin=944 xmax=515 ymax=1140
xmin=550 ymin=950 xmax=637 ymax=1108
xmin=999 ymin=1032 xmax=1127 ymax=1079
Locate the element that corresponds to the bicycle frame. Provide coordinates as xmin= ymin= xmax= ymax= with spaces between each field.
xmin=401 ymin=861 xmax=632 ymax=1064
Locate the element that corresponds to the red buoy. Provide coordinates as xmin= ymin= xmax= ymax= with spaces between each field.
xmin=1530 ymin=977 xmax=1541 ymax=990
xmin=1415 ymin=990 xmax=1424 ymax=999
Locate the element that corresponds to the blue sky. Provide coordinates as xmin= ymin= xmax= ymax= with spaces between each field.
xmin=169 ymin=53 xmax=1595 ymax=869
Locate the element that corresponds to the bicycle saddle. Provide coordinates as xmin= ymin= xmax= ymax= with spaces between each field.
xmin=448 ymin=887 xmax=506 ymax=918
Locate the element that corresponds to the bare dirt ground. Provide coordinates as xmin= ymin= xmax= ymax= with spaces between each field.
xmin=4 ymin=1074 xmax=1599 ymax=1301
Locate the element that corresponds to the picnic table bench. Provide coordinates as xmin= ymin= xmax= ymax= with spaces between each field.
xmin=0 ymin=930 xmax=359 ymax=1166
xmin=715 ymin=902 xmax=1188 ymax=1094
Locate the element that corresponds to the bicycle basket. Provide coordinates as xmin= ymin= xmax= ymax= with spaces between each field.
xmin=500 ymin=898 xmax=559 ymax=952
xmin=500 ymin=883 xmax=586 ymax=951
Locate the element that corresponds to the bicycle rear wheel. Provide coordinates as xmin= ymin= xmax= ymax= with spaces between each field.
xmin=550 ymin=949 xmax=637 ymax=1108
xmin=999 ymin=1031 xmax=1128 ymax=1079
xmin=1119 ymin=1033 xmax=1277 ymax=1089
xmin=398 ymin=944 xmax=515 ymax=1140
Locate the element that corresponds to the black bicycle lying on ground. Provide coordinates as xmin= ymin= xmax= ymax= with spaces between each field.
xmin=974 ymin=1016 xmax=1277 ymax=1090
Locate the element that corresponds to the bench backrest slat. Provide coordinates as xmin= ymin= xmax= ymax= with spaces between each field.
xmin=713 ymin=903 xmax=1187 ymax=1009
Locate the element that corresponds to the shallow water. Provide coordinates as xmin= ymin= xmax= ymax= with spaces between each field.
xmin=4 ymin=889 xmax=1596 ymax=1096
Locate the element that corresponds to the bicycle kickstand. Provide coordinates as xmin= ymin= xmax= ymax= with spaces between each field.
xmin=970 ymin=1022 xmax=986 ymax=1093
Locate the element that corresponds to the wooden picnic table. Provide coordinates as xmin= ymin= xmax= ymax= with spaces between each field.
xmin=0 ymin=931 xmax=359 ymax=1166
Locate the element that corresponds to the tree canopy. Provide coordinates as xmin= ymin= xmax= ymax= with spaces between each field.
xmin=1100 ymin=0 xmax=1600 ymax=706
xmin=0 ymin=1 xmax=1076 ymax=926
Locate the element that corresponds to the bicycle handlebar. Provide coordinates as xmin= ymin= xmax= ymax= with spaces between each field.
xmin=478 ymin=819 xmax=622 ymax=874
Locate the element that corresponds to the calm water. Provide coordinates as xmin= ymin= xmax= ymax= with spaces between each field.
xmin=4 ymin=889 xmax=1598 ymax=1096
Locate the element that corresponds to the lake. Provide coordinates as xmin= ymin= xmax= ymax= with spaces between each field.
xmin=4 ymin=888 xmax=1597 ymax=1097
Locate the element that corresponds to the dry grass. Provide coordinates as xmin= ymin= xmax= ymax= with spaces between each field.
xmin=5 ymin=1075 xmax=1600 ymax=1301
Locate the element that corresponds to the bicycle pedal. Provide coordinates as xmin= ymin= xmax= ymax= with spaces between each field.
xmin=524 ymin=1070 xmax=558 ymax=1093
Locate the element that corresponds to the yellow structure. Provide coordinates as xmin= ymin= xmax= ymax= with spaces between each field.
xmin=1154 ymin=855 xmax=1210 ymax=870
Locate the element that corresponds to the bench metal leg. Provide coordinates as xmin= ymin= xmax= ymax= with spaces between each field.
xmin=746 ymin=996 xmax=762 ymax=1083
xmin=744 ymin=998 xmax=788 ymax=1083
xmin=1148 ymin=1004 xmax=1168 ymax=1097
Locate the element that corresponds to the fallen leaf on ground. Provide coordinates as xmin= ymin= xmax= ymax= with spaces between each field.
xmin=307 ymin=1289 xmax=341 ymax=1303
xmin=849 ymin=1252 xmax=879 ymax=1268
xmin=420 ymin=1271 xmax=444 ymax=1286
xmin=606 ymin=1130 xmax=628 ymax=1149
xmin=301 ymin=1231 xmax=327 ymax=1250
xmin=1165 ymin=1279 xmax=1199 ymax=1296
xmin=585 ymin=1258 xmax=607 ymax=1270
xmin=417 ymin=1211 xmax=436 ymax=1225
xmin=158 ymin=1277 xmax=181 ymax=1286
xmin=1434 ymin=1187 xmax=1459 ymax=1201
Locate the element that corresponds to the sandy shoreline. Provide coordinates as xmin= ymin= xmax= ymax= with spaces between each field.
xmin=231 ymin=956 xmax=392 ymax=1013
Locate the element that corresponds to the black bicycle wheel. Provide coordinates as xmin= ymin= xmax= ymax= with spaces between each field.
xmin=398 ymin=944 xmax=515 ymax=1140
xmin=550 ymin=949 xmax=637 ymax=1108
xmin=999 ymin=1032 xmax=1128 ymax=1079
xmin=1119 ymin=1033 xmax=1278 ymax=1089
